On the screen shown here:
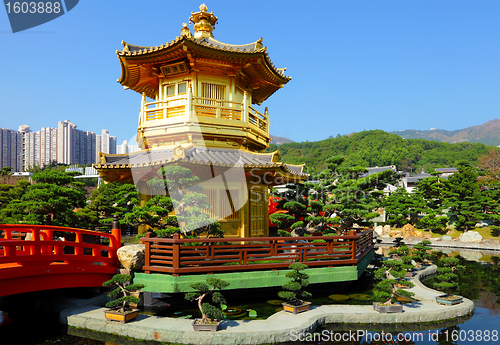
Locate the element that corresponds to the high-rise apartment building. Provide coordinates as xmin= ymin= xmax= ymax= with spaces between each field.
xmin=57 ymin=120 xmax=99 ymax=166
xmin=1 ymin=121 xmax=116 ymax=171
xmin=96 ymin=129 xmax=116 ymax=161
xmin=57 ymin=120 xmax=77 ymax=165
xmin=117 ymin=140 xmax=128 ymax=154
xmin=100 ymin=129 xmax=109 ymax=154
xmin=0 ymin=128 xmax=22 ymax=171
xmin=109 ymin=136 xmax=117 ymax=154
xmin=40 ymin=127 xmax=58 ymax=167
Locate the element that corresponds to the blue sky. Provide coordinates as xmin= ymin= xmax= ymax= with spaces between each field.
xmin=1 ymin=0 xmax=499 ymax=145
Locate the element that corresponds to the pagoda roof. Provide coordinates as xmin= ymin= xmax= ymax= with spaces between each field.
xmin=95 ymin=146 xmax=307 ymax=180
xmin=122 ymin=36 xmax=263 ymax=55
xmin=117 ymin=35 xmax=290 ymax=104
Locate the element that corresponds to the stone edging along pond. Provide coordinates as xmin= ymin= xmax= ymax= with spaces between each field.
xmin=60 ymin=265 xmax=474 ymax=345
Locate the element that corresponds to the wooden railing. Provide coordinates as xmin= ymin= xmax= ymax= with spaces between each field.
xmin=141 ymin=229 xmax=373 ymax=276
xmin=0 ymin=224 xmax=121 ymax=267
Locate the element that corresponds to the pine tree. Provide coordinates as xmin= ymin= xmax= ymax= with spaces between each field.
xmin=434 ymin=257 xmax=465 ymax=297
xmin=278 ymin=263 xmax=312 ymax=306
xmin=382 ymin=187 xmax=420 ymax=227
xmin=280 ymin=156 xmax=398 ymax=236
xmin=103 ymin=274 xmax=145 ymax=313
xmin=414 ymin=176 xmax=449 ymax=233
xmin=76 ymin=182 xmax=138 ymax=229
xmin=185 ymin=277 xmax=229 ymax=324
xmin=1 ymin=170 xmax=86 ymax=226
xmin=412 ymin=240 xmax=432 ymax=266
xmin=125 ymin=166 xmax=222 ymax=238
xmin=444 ymin=162 xmax=483 ymax=231
xmin=374 ymin=258 xmax=415 ymax=305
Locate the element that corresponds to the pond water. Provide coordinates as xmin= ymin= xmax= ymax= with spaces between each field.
xmin=1 ymin=247 xmax=499 ymax=344
xmin=148 ymin=273 xmax=375 ymax=321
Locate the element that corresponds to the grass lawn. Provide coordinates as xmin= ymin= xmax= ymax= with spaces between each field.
xmin=390 ymin=226 xmax=500 ymax=240
xmin=444 ymin=226 xmax=499 ymax=240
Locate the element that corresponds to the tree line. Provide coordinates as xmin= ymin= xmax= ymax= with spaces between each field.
xmin=1 ymin=149 xmax=499 ymax=237
xmin=271 ymin=149 xmax=500 ymax=236
xmin=268 ymin=130 xmax=492 ymax=174
xmin=0 ymin=166 xmax=222 ymax=239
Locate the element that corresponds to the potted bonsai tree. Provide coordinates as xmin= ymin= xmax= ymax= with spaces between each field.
xmin=412 ymin=240 xmax=433 ymax=267
xmin=279 ymin=263 xmax=312 ymax=314
xmin=389 ymin=245 xmax=414 ymax=277
xmin=434 ymin=256 xmax=465 ymax=305
xmin=184 ymin=277 xmax=229 ymax=332
xmin=102 ymin=274 xmax=145 ymax=323
xmin=373 ymin=259 xmax=415 ymax=313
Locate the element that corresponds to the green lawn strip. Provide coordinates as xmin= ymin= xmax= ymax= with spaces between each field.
xmin=390 ymin=227 xmax=499 ymax=240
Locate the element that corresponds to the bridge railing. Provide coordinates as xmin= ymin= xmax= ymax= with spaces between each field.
xmin=0 ymin=224 xmax=121 ymax=267
xmin=140 ymin=229 xmax=373 ymax=276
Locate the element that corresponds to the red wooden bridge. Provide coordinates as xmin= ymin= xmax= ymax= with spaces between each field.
xmin=0 ymin=224 xmax=120 ymax=297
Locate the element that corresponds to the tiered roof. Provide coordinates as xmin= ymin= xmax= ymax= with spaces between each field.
xmin=116 ymin=5 xmax=290 ymax=104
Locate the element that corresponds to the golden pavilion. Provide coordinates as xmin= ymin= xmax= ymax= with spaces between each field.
xmin=95 ymin=4 xmax=307 ymax=238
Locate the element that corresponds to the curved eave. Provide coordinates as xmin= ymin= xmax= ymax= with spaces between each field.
xmin=95 ymin=161 xmax=308 ymax=182
xmin=94 ymin=149 xmax=308 ymax=181
xmin=117 ymin=36 xmax=290 ymax=100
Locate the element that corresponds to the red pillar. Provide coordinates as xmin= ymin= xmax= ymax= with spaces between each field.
xmin=111 ymin=215 xmax=121 ymax=266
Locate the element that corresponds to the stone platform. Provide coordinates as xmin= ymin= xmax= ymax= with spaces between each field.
xmin=60 ymin=265 xmax=474 ymax=345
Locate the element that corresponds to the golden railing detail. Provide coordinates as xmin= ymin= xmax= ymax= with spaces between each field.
xmin=141 ymin=97 xmax=265 ymax=132
xmin=248 ymin=106 xmax=267 ymax=132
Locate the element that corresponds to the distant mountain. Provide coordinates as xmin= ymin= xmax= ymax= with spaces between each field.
xmin=391 ymin=119 xmax=500 ymax=146
xmin=270 ymin=134 xmax=294 ymax=146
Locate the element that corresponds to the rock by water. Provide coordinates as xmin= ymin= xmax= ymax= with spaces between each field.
xmin=459 ymin=231 xmax=483 ymax=243
xmin=117 ymin=244 xmax=145 ymax=270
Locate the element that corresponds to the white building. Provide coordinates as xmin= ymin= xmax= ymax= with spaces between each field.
xmin=117 ymin=140 xmax=129 ymax=154
xmin=2 ymin=122 xmax=117 ymax=170
xmin=57 ymin=120 xmax=99 ymax=166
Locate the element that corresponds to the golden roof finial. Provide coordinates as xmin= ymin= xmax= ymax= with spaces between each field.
xmin=190 ymin=4 xmax=218 ymax=39
xmin=180 ymin=22 xmax=192 ymax=38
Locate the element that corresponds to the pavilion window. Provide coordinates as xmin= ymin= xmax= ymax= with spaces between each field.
xmin=220 ymin=189 xmax=240 ymax=220
xmin=178 ymin=82 xmax=187 ymax=94
xmin=166 ymin=85 xmax=175 ymax=97
xmin=201 ymin=82 xmax=225 ymax=105
xmin=201 ymin=188 xmax=240 ymax=221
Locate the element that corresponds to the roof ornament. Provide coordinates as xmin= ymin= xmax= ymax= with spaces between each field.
xmin=121 ymin=40 xmax=130 ymax=53
xmin=189 ymin=3 xmax=218 ymax=39
xmin=255 ymin=38 xmax=263 ymax=50
xmin=180 ymin=22 xmax=192 ymax=38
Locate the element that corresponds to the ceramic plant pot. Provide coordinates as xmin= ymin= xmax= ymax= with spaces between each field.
xmin=282 ymin=301 xmax=311 ymax=314
xmin=373 ymin=302 xmax=403 ymax=313
xmin=436 ymin=295 xmax=463 ymax=305
xmin=192 ymin=319 xmax=221 ymax=332
xmin=104 ymin=309 xmax=139 ymax=323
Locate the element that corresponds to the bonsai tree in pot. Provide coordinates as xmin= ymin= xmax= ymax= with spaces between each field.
xmin=102 ymin=274 xmax=145 ymax=323
xmin=388 ymin=244 xmax=410 ymax=260
xmin=279 ymin=263 xmax=312 ymax=314
xmin=411 ymin=240 xmax=432 ymax=267
xmin=434 ymin=256 xmax=465 ymax=305
xmin=388 ymin=245 xmax=414 ymax=277
xmin=373 ymin=259 xmax=415 ymax=312
xmin=184 ymin=277 xmax=229 ymax=331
